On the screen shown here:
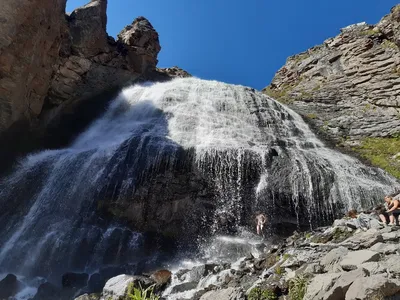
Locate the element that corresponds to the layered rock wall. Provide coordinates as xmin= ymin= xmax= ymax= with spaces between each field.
xmin=264 ymin=5 xmax=400 ymax=145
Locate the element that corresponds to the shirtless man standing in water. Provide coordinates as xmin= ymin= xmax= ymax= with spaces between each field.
xmin=255 ymin=213 xmax=267 ymax=236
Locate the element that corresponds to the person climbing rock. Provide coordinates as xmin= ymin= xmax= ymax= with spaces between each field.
xmin=379 ymin=196 xmax=400 ymax=226
xmin=255 ymin=213 xmax=267 ymax=236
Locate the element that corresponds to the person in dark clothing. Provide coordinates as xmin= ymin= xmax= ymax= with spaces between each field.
xmin=379 ymin=196 xmax=400 ymax=225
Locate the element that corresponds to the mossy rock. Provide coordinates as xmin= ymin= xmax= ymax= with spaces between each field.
xmin=352 ymin=136 xmax=400 ymax=179
xmin=331 ymin=227 xmax=353 ymax=243
xmin=248 ymin=287 xmax=278 ymax=300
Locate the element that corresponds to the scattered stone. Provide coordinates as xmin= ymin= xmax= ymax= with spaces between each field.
xmin=199 ymin=287 xmax=245 ymax=300
xmin=340 ymin=250 xmax=380 ymax=271
xmin=370 ymin=242 xmax=400 ymax=254
xmin=382 ymin=231 xmax=400 ymax=242
xmin=88 ymin=273 xmax=106 ymax=293
xmin=345 ymin=274 xmax=400 ymax=300
xmin=333 ymin=219 xmax=347 ymax=227
xmin=74 ymin=294 xmax=101 ymax=300
xmin=323 ymin=268 xmax=369 ymax=300
xmin=342 ymin=229 xmax=383 ymax=249
xmin=150 ymin=269 xmax=172 ymax=286
xmin=182 ymin=264 xmax=219 ymax=282
xmin=0 ymin=274 xmax=24 ymax=299
xmin=62 ymin=272 xmax=89 ymax=289
xmin=320 ymin=246 xmax=348 ymax=270
xmin=304 ymin=263 xmax=324 ymax=274
xmin=359 ymin=262 xmax=385 ymax=275
xmin=304 ymin=273 xmax=341 ymax=300
xmin=170 ymin=281 xmax=198 ymax=294
xmin=32 ymin=282 xmax=62 ymax=300
xmin=100 ymin=275 xmax=154 ymax=300
xmin=382 ymin=255 xmax=400 ymax=275
xmin=281 ymin=256 xmax=305 ymax=268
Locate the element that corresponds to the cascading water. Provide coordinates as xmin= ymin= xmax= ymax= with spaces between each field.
xmin=0 ymin=78 xmax=398 ymax=295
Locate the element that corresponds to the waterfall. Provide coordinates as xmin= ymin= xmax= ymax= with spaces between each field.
xmin=0 ymin=78 xmax=397 ymax=285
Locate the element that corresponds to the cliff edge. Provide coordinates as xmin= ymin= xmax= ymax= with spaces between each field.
xmin=264 ymin=5 xmax=400 ymax=178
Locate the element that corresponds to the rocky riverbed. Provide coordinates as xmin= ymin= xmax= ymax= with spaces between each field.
xmin=4 ymin=216 xmax=393 ymax=300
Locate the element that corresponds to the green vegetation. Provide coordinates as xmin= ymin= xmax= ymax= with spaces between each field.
xmin=274 ymin=264 xmax=283 ymax=275
xmin=248 ymin=287 xmax=278 ymax=300
xmin=360 ymin=29 xmax=380 ymax=36
xmin=283 ymin=253 xmax=292 ymax=261
xmin=391 ymin=66 xmax=400 ymax=76
xmin=332 ymin=227 xmax=353 ymax=243
xmin=292 ymin=52 xmax=310 ymax=64
xmin=312 ymin=85 xmax=321 ymax=92
xmin=353 ymin=137 xmax=400 ymax=179
xmin=382 ymin=39 xmax=398 ymax=50
xmin=306 ymin=113 xmax=317 ymax=119
xmin=126 ymin=283 xmax=160 ymax=300
xmin=305 ymin=232 xmax=312 ymax=239
xmin=289 ymin=275 xmax=309 ymax=300
xmin=362 ymin=103 xmax=372 ymax=113
xmin=263 ymin=84 xmax=294 ymax=104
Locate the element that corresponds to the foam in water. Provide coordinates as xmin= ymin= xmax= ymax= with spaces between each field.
xmin=0 ymin=78 xmax=398 ymax=290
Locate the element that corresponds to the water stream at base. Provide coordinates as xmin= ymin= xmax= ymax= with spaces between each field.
xmin=0 ymin=78 xmax=398 ymax=296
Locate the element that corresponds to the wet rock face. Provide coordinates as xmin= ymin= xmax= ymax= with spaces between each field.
xmin=0 ymin=274 xmax=24 ymax=299
xmin=264 ymin=5 xmax=400 ymax=145
xmin=0 ymin=0 xmax=164 ymax=134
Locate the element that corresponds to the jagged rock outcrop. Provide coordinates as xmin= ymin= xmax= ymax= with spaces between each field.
xmin=68 ymin=0 xmax=109 ymax=57
xmin=46 ymin=14 xmax=160 ymax=107
xmin=156 ymin=66 xmax=192 ymax=78
xmin=264 ymin=5 xmax=400 ymax=145
xmin=0 ymin=0 xmax=175 ymax=135
xmin=0 ymin=0 xmax=191 ymax=175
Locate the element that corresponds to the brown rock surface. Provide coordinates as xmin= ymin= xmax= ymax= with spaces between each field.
xmin=0 ymin=0 xmax=171 ymax=136
xmin=264 ymin=5 xmax=400 ymax=145
xmin=0 ymin=0 xmax=67 ymax=131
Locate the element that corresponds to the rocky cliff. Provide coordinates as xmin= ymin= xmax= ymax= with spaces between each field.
xmin=0 ymin=0 xmax=189 ymax=174
xmin=264 ymin=5 xmax=400 ymax=177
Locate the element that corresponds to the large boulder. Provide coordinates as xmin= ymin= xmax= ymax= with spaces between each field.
xmin=88 ymin=273 xmax=106 ymax=293
xmin=320 ymin=246 xmax=348 ymax=271
xmin=370 ymin=242 xmax=400 ymax=254
xmin=339 ymin=250 xmax=380 ymax=271
xmin=62 ymin=272 xmax=89 ymax=289
xmin=100 ymin=274 xmax=155 ymax=300
xmin=342 ymin=229 xmax=383 ymax=249
xmin=304 ymin=273 xmax=341 ymax=300
xmin=75 ymin=294 xmax=101 ymax=300
xmin=0 ymin=274 xmax=24 ymax=299
xmin=322 ymin=268 xmax=369 ymax=300
xmin=32 ymin=282 xmax=62 ymax=300
xmin=150 ymin=269 xmax=172 ymax=286
xmin=345 ymin=274 xmax=400 ymax=299
xmin=199 ymin=287 xmax=245 ymax=300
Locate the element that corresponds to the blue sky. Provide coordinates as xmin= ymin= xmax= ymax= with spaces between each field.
xmin=67 ymin=1 xmax=399 ymax=90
